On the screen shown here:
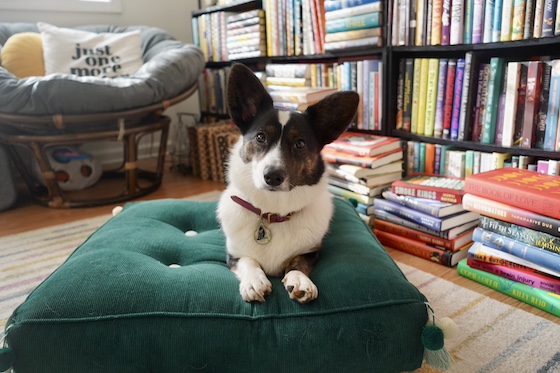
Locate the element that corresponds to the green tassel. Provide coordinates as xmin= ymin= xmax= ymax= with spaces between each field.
xmin=0 ymin=347 xmax=15 ymax=372
xmin=422 ymin=303 xmax=456 ymax=371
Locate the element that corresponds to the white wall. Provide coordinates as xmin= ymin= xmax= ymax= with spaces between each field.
xmin=0 ymin=0 xmax=202 ymax=125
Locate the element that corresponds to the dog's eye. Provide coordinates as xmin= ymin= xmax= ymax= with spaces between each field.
xmin=255 ymin=132 xmax=267 ymax=144
xmin=294 ymin=139 xmax=306 ymax=149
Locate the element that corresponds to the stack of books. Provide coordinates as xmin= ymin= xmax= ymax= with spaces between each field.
xmin=373 ymin=174 xmax=479 ymax=267
xmin=324 ymin=0 xmax=384 ymax=52
xmin=460 ymin=167 xmax=560 ymax=317
xmin=322 ymin=132 xmax=404 ymax=225
xmin=226 ymin=9 xmax=267 ymax=60
xmin=265 ymin=64 xmax=338 ymax=111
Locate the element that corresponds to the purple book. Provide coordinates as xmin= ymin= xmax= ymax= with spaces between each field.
xmin=441 ymin=0 xmax=452 ymax=45
xmin=450 ymin=58 xmax=465 ymax=140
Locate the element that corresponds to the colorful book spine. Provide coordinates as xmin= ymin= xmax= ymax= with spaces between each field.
xmin=457 ymin=259 xmax=560 ymax=317
xmin=524 ymin=0 xmax=536 ymax=38
xmin=416 ymin=58 xmax=430 ymax=135
xmin=471 ymin=63 xmax=490 ymax=142
xmin=325 ymin=12 xmax=382 ymax=33
xmin=544 ymin=60 xmax=560 ymax=150
xmin=450 ymin=58 xmax=465 ymax=140
xmin=483 ymin=0 xmax=496 ymax=43
xmin=481 ymin=57 xmax=505 ymax=144
xmin=521 ymin=61 xmax=543 ymax=148
xmin=424 ymin=58 xmax=440 ymax=136
xmin=471 ymin=0 xmax=485 ymax=43
xmin=467 ymin=258 xmax=560 ymax=294
xmin=410 ymin=58 xmax=423 ymax=134
xmin=374 ymin=198 xmax=457 ymax=231
xmin=463 ymin=0 xmax=474 ymax=44
xmin=402 ymin=59 xmax=414 ymax=132
xmin=535 ymin=62 xmax=552 ymax=148
xmin=381 ymin=188 xmax=465 ymax=217
xmin=500 ymin=0 xmax=514 ymax=41
xmin=501 ymin=61 xmax=521 ymax=147
xmin=431 ymin=0 xmax=444 ymax=45
xmin=376 ymin=229 xmax=470 ymax=267
xmin=458 ymin=52 xmax=476 ymax=141
xmin=441 ymin=0 xmax=452 ymax=45
xmin=442 ymin=59 xmax=457 ymax=139
xmin=462 ymin=193 xmax=560 ymax=238
xmin=324 ymin=0 xmax=380 ymax=12
xmin=434 ymin=59 xmax=448 ymax=138
xmin=541 ymin=0 xmax=558 ymax=36
xmin=511 ymin=0 xmax=527 ymax=40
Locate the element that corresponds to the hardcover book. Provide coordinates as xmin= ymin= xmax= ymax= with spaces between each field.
xmin=464 ymin=167 xmax=560 ymax=220
xmin=333 ymin=161 xmax=403 ymax=178
xmin=374 ymin=208 xmax=479 ymax=239
xmin=381 ymin=189 xmax=465 ymax=217
xmin=373 ymin=198 xmax=479 ymax=231
xmin=322 ymin=147 xmax=403 ymax=169
xmin=391 ymin=174 xmax=466 ymax=204
xmin=481 ymin=57 xmax=505 ymax=144
xmin=324 ymin=132 xmax=401 ymax=157
xmin=375 ymin=229 xmax=471 ymax=267
xmin=458 ymin=259 xmax=560 ymax=317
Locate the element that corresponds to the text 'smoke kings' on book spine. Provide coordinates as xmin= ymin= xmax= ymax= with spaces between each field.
xmin=391 ymin=174 xmax=465 ymax=203
xmin=464 ymin=168 xmax=560 ymax=219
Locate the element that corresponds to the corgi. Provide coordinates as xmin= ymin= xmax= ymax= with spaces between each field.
xmin=217 ymin=63 xmax=359 ymax=304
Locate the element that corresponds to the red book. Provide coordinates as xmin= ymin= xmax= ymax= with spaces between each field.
xmin=321 ymin=147 xmax=403 ymax=169
xmin=464 ymin=168 xmax=560 ymax=219
xmin=391 ymin=174 xmax=465 ymax=204
xmin=324 ymin=132 xmax=401 ymax=157
xmin=442 ymin=58 xmax=457 ymax=139
xmin=521 ymin=61 xmax=544 ymax=149
xmin=374 ymin=229 xmax=471 ymax=267
xmin=374 ymin=219 xmax=474 ymax=251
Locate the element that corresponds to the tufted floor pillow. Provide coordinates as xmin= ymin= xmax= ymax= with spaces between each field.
xmin=4 ymin=198 xmax=428 ymax=373
xmin=0 ymin=22 xmax=204 ymax=116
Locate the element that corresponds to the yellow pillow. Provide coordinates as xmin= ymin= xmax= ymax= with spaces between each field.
xmin=1 ymin=32 xmax=45 ymax=78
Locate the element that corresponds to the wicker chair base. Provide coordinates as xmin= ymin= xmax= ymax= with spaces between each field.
xmin=0 ymin=116 xmax=170 ymax=208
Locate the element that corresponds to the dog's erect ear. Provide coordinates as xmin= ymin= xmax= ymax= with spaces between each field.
xmin=304 ymin=91 xmax=360 ymax=147
xmin=226 ymin=63 xmax=273 ymax=133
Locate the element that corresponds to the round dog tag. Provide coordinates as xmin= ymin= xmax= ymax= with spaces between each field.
xmin=255 ymin=222 xmax=271 ymax=244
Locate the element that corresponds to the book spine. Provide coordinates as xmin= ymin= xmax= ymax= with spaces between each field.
xmin=513 ymin=63 xmax=528 ymax=146
xmin=325 ymin=11 xmax=382 ymax=33
xmin=375 ymin=219 xmax=460 ymax=249
xmin=483 ymin=0 xmax=496 ymax=43
xmin=511 ymin=0 xmax=527 ymax=40
xmin=324 ymin=0 xmax=378 ymax=12
xmin=458 ymin=52 xmax=476 ymax=141
xmin=324 ymin=2 xmax=382 ymax=20
xmin=543 ymin=60 xmax=560 ymax=150
xmin=535 ymin=62 xmax=552 ymax=148
xmin=415 ymin=0 xmax=426 ymax=45
xmin=471 ymin=63 xmax=490 ymax=142
xmin=481 ymin=58 xmax=505 ymax=144
xmin=467 ymin=258 xmax=560 ymax=294
xmin=470 ymin=0 xmax=484 ymax=43
xmin=375 ymin=229 xmax=459 ymax=267
xmin=431 ymin=0 xmax=444 ymax=44
xmin=442 ymin=59 xmax=457 ymax=139
xmin=416 ymin=58 xmax=430 ymax=135
xmin=441 ymin=0 xmax=452 ymax=44
xmin=402 ymin=58 xmax=415 ymax=132
xmin=458 ymin=259 xmax=560 ymax=317
xmin=450 ymin=58 xmax=465 ymax=140
xmin=374 ymin=198 xmax=445 ymax=231
xmin=541 ymin=0 xmax=558 ymax=36
xmin=374 ymin=208 xmax=452 ymax=238
xmin=534 ymin=0 xmax=546 ymax=37
xmin=434 ymin=59 xmax=449 ymax=138
xmin=392 ymin=178 xmax=464 ymax=204
xmin=521 ymin=61 xmax=543 ymax=148
xmin=462 ymin=193 xmax=560 ymax=238
xmin=381 ymin=189 xmax=443 ymax=216
xmin=424 ymin=58 xmax=440 ymax=136
xmin=500 ymin=0 xmax=514 ymax=41
xmin=478 ymin=215 xmax=560 ymax=254
xmin=501 ymin=61 xmax=521 ymax=147
xmin=450 ymin=0 xmax=464 ymax=44
xmin=524 ymin=0 xmax=536 ymax=38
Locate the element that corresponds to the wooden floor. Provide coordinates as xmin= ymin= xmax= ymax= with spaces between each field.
xmin=1 ymin=159 xmax=558 ymax=324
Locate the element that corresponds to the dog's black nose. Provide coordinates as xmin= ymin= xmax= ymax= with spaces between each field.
xmin=264 ymin=169 xmax=286 ymax=187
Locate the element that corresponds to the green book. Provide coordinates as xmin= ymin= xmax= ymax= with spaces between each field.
xmin=325 ymin=12 xmax=382 ymax=33
xmin=481 ymin=57 xmax=505 ymax=144
xmin=457 ymin=259 xmax=560 ymax=317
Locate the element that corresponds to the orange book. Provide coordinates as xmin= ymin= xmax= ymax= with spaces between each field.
xmin=424 ymin=143 xmax=436 ymax=174
xmin=464 ymin=168 xmax=560 ymax=220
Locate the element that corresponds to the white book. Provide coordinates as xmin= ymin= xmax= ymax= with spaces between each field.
xmin=325 ymin=2 xmax=383 ymax=20
xmin=501 ymin=62 xmax=521 ymax=147
xmin=450 ymin=0 xmax=464 ymax=44
xmin=533 ymin=0 xmax=545 ymax=38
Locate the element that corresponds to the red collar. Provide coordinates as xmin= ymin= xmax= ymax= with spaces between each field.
xmin=231 ymin=195 xmax=293 ymax=223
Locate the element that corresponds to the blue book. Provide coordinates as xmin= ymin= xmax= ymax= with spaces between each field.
xmin=324 ymin=0 xmax=380 ymax=12
xmin=325 ymin=12 xmax=382 ymax=33
xmin=472 ymin=227 xmax=560 ymax=273
xmin=543 ymin=60 xmax=560 ymax=151
xmin=491 ymin=0 xmax=503 ymax=42
xmin=381 ymin=189 xmax=465 ymax=217
xmin=482 ymin=0 xmax=496 ymax=43
xmin=450 ymin=58 xmax=465 ymax=141
xmin=373 ymin=198 xmax=479 ymax=231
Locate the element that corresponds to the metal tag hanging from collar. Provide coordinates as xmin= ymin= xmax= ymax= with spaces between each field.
xmin=255 ymin=218 xmax=272 ymax=245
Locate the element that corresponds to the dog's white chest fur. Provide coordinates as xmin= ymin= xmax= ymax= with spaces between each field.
xmin=218 ymin=140 xmax=334 ymax=277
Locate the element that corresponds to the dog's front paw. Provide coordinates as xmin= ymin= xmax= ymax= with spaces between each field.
xmin=239 ymin=272 xmax=272 ymax=303
xmin=282 ymin=270 xmax=318 ymax=304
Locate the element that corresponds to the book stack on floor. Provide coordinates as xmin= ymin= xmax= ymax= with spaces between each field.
xmin=324 ymin=0 xmax=384 ymax=52
xmin=459 ymin=167 xmax=560 ymax=317
xmin=322 ymin=132 xmax=403 ymax=225
xmin=265 ymin=64 xmax=338 ymax=112
xmin=373 ymin=174 xmax=479 ymax=267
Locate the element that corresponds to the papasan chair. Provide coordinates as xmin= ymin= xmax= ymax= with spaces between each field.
xmin=0 ymin=22 xmax=205 ymax=208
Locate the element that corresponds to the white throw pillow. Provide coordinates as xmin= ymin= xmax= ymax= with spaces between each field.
xmin=38 ymin=22 xmax=143 ymax=78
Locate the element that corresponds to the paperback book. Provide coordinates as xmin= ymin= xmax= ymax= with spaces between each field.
xmin=391 ymin=174 xmax=465 ymax=204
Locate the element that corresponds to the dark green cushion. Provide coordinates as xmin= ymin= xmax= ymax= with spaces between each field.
xmin=6 ymin=198 xmax=427 ymax=373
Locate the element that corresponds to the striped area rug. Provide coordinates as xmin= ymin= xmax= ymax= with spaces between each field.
xmin=2 ymin=191 xmax=560 ymax=373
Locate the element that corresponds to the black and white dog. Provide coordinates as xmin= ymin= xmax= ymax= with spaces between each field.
xmin=217 ymin=64 xmax=359 ymax=303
